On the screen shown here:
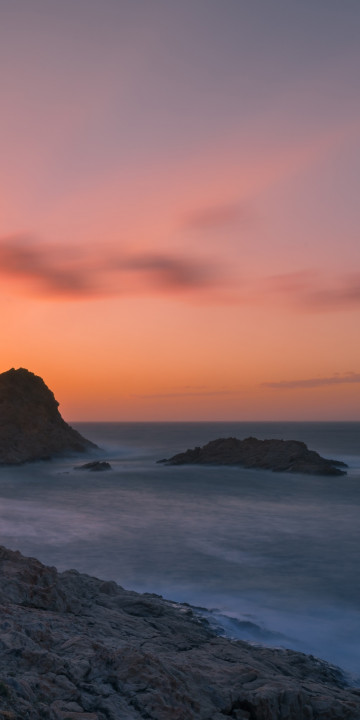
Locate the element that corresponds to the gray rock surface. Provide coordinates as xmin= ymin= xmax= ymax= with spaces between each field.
xmin=0 ymin=368 xmax=97 ymax=464
xmin=159 ymin=436 xmax=348 ymax=476
xmin=0 ymin=546 xmax=359 ymax=719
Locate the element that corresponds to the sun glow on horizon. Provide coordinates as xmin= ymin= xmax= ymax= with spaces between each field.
xmin=1 ymin=1 xmax=360 ymax=420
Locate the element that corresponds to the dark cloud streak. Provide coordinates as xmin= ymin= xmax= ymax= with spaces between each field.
xmin=0 ymin=235 xmax=217 ymax=299
xmin=114 ymin=253 xmax=214 ymax=289
xmin=262 ymin=373 xmax=360 ymax=389
xmin=0 ymin=237 xmax=94 ymax=295
xmin=1 ymin=235 xmax=360 ymax=311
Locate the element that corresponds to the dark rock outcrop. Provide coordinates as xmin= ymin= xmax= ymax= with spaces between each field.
xmin=159 ymin=436 xmax=347 ymax=476
xmin=0 ymin=367 xmax=97 ymax=464
xmin=0 ymin=545 xmax=359 ymax=719
xmin=74 ymin=461 xmax=112 ymax=472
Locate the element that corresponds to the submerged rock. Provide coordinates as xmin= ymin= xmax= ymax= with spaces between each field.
xmin=158 ymin=436 xmax=348 ymax=476
xmin=74 ymin=461 xmax=112 ymax=471
xmin=0 ymin=367 xmax=97 ymax=464
xmin=0 ymin=545 xmax=359 ymax=720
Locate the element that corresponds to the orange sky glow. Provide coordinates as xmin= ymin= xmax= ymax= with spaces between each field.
xmin=1 ymin=1 xmax=360 ymax=420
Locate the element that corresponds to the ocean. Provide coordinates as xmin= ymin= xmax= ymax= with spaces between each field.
xmin=0 ymin=422 xmax=359 ymax=681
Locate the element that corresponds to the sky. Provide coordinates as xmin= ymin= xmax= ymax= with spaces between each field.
xmin=1 ymin=0 xmax=360 ymax=421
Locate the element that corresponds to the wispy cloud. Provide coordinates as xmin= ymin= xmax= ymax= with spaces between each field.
xmin=262 ymin=372 xmax=360 ymax=390
xmin=303 ymin=274 xmax=360 ymax=312
xmin=112 ymin=253 xmax=214 ymax=290
xmin=1 ymin=236 xmax=360 ymax=313
xmin=0 ymin=237 xmax=96 ymax=296
xmin=259 ymin=271 xmax=360 ymax=313
xmin=0 ymin=236 xmax=219 ymax=300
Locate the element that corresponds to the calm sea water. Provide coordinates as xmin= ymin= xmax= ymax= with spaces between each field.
xmin=0 ymin=422 xmax=359 ymax=680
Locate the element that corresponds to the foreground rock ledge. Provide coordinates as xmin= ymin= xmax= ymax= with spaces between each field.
xmin=0 ymin=367 xmax=97 ymax=464
xmin=0 ymin=547 xmax=359 ymax=720
xmin=158 ymin=437 xmax=348 ymax=476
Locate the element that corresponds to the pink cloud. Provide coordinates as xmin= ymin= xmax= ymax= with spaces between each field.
xmin=1 ymin=236 xmax=360 ymax=314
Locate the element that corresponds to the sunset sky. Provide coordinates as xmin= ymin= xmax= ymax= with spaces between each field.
xmin=1 ymin=1 xmax=360 ymax=420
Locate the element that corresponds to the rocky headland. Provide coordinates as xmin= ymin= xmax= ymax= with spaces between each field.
xmin=158 ymin=437 xmax=348 ymax=476
xmin=0 ymin=545 xmax=359 ymax=720
xmin=0 ymin=368 xmax=97 ymax=464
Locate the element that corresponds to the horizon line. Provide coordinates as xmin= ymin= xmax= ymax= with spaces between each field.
xmin=69 ymin=418 xmax=360 ymax=423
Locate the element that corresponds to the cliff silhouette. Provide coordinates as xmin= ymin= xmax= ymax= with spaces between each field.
xmin=0 ymin=367 xmax=96 ymax=464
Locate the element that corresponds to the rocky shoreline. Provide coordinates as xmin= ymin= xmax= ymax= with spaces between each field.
xmin=158 ymin=436 xmax=348 ymax=476
xmin=0 ymin=546 xmax=359 ymax=720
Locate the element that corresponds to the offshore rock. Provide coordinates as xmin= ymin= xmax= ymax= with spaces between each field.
xmin=74 ymin=461 xmax=112 ymax=472
xmin=0 ymin=545 xmax=359 ymax=720
xmin=159 ymin=436 xmax=348 ymax=476
xmin=0 ymin=367 xmax=97 ymax=464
